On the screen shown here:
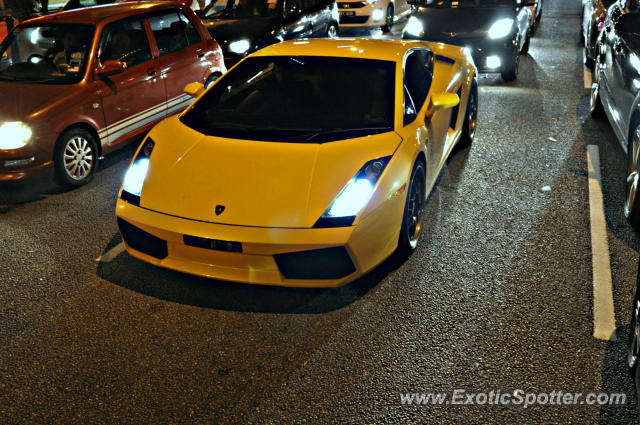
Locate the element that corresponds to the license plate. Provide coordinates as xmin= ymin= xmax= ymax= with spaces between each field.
xmin=183 ymin=235 xmax=242 ymax=253
xmin=340 ymin=11 xmax=355 ymax=16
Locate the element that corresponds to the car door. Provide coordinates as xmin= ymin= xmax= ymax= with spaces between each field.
xmin=403 ymin=49 xmax=447 ymax=181
xmin=600 ymin=3 xmax=625 ymax=134
xmin=514 ymin=0 xmax=532 ymax=49
xmin=147 ymin=9 xmax=210 ymax=117
xmin=609 ymin=12 xmax=640 ymax=137
xmin=95 ymin=16 xmax=166 ymax=147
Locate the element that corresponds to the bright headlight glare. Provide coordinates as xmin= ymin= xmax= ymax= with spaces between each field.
xmin=372 ymin=8 xmax=384 ymax=22
xmin=0 ymin=122 xmax=32 ymax=149
xmin=488 ymin=18 xmax=514 ymax=39
xmin=229 ymin=39 xmax=251 ymax=54
xmin=404 ymin=16 xmax=424 ymax=36
xmin=326 ymin=178 xmax=374 ymax=218
xmin=321 ymin=156 xmax=391 ymax=220
xmin=122 ymin=158 xmax=149 ymax=197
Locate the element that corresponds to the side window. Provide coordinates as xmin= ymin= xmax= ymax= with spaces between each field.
xmin=403 ymin=49 xmax=434 ymax=125
xmin=148 ymin=10 xmax=202 ymax=56
xmin=98 ymin=18 xmax=152 ymax=68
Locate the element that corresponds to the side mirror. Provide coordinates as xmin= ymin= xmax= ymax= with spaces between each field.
xmin=97 ymin=60 xmax=126 ymax=77
xmin=429 ymin=92 xmax=460 ymax=114
xmin=184 ymin=81 xmax=205 ymax=98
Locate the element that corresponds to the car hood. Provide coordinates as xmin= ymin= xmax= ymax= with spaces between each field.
xmin=411 ymin=7 xmax=515 ymax=41
xmin=202 ymin=17 xmax=278 ymax=49
xmin=139 ymin=117 xmax=402 ymax=228
xmin=0 ymin=81 xmax=68 ymax=121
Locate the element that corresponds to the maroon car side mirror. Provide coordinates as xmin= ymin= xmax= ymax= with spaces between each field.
xmin=97 ymin=60 xmax=127 ymax=77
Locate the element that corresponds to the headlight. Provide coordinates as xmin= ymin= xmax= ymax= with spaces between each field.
xmin=0 ymin=122 xmax=32 ymax=150
xmin=229 ymin=39 xmax=251 ymax=54
xmin=488 ymin=18 xmax=514 ymax=39
xmin=372 ymin=8 xmax=384 ymax=22
xmin=121 ymin=138 xmax=155 ymax=206
xmin=403 ymin=16 xmax=424 ymax=37
xmin=314 ymin=156 xmax=391 ymax=228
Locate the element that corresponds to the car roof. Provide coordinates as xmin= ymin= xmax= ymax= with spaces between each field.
xmin=22 ymin=1 xmax=184 ymax=25
xmin=252 ymin=38 xmax=433 ymax=63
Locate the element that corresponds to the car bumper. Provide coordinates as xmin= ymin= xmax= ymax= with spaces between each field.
xmin=338 ymin=2 xmax=387 ymax=27
xmin=115 ymin=199 xmax=397 ymax=287
xmin=0 ymin=159 xmax=53 ymax=182
xmin=464 ymin=41 xmax=517 ymax=73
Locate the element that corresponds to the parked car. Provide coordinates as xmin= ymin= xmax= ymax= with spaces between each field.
xmin=0 ymin=1 xmax=225 ymax=187
xmin=590 ymin=1 xmax=640 ymax=227
xmin=628 ymin=257 xmax=640 ymax=405
xmin=402 ymin=0 xmax=533 ymax=82
xmin=582 ymin=0 xmax=616 ymax=67
xmin=115 ymin=38 xmax=478 ymax=287
xmin=336 ymin=0 xmax=412 ymax=32
xmin=198 ymin=0 xmax=339 ymax=67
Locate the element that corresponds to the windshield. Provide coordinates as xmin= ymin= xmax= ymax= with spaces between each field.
xmin=180 ymin=56 xmax=396 ymax=143
xmin=203 ymin=0 xmax=283 ymax=19
xmin=420 ymin=0 xmax=515 ymax=7
xmin=0 ymin=23 xmax=94 ymax=84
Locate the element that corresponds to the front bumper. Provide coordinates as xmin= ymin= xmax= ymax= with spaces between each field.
xmin=0 ymin=159 xmax=53 ymax=182
xmin=115 ymin=200 xmax=375 ymax=287
xmin=449 ymin=38 xmax=517 ymax=73
xmin=338 ymin=1 xmax=386 ymax=27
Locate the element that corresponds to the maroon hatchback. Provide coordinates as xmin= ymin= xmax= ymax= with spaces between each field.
xmin=0 ymin=1 xmax=225 ymax=186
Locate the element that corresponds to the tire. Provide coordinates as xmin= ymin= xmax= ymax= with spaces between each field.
xmin=397 ymin=160 xmax=426 ymax=255
xmin=521 ymin=33 xmax=531 ymax=54
xmin=204 ymin=73 xmax=221 ymax=89
xmin=501 ymin=53 xmax=519 ymax=82
xmin=628 ymin=264 xmax=640 ymax=382
xmin=590 ymin=57 xmax=605 ymax=118
xmin=53 ymin=127 xmax=99 ymax=188
xmin=457 ymin=80 xmax=478 ymax=149
xmin=625 ymin=123 xmax=640 ymax=229
xmin=381 ymin=5 xmax=393 ymax=32
xmin=326 ymin=22 xmax=338 ymax=38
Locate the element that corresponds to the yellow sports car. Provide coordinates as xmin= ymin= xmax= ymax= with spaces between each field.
xmin=115 ymin=38 xmax=477 ymax=287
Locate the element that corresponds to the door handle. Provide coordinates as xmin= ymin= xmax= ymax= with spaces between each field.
xmin=146 ymin=68 xmax=157 ymax=77
xmin=196 ymin=49 xmax=205 ymax=58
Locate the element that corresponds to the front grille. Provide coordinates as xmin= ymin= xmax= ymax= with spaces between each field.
xmin=117 ymin=218 xmax=168 ymax=260
xmin=339 ymin=2 xmax=366 ymax=8
xmin=340 ymin=15 xmax=369 ymax=24
xmin=274 ymin=246 xmax=356 ymax=280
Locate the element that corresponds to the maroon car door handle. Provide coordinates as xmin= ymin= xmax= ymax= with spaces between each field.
xmin=196 ymin=49 xmax=205 ymax=58
xmin=146 ymin=68 xmax=157 ymax=76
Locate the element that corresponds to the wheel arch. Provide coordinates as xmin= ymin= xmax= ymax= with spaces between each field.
xmin=55 ymin=122 xmax=102 ymax=158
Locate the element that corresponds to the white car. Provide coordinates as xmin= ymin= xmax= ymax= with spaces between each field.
xmin=337 ymin=0 xmax=412 ymax=32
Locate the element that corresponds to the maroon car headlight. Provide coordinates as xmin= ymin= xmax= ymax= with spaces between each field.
xmin=0 ymin=121 xmax=32 ymax=149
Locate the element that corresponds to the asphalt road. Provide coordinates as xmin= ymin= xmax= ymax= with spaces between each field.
xmin=1 ymin=0 xmax=640 ymax=423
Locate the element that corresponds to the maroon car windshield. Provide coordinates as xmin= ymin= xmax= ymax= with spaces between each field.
xmin=0 ymin=23 xmax=94 ymax=84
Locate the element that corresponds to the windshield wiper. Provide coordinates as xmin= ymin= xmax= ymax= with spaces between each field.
xmin=301 ymin=127 xmax=391 ymax=143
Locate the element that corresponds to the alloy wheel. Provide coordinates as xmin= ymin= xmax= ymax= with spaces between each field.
xmin=63 ymin=136 xmax=94 ymax=181
xmin=626 ymin=128 xmax=640 ymax=219
xmin=406 ymin=170 xmax=424 ymax=248
xmin=629 ymin=296 xmax=640 ymax=369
